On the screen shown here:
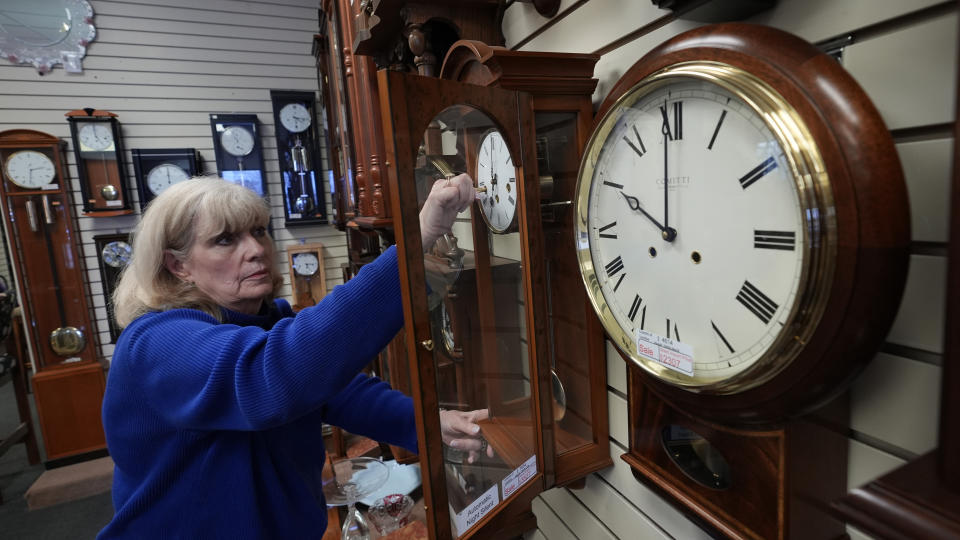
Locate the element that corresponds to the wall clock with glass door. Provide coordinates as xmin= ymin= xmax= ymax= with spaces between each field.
xmin=378 ymin=69 xmax=552 ymax=539
xmin=574 ymin=23 xmax=910 ymax=539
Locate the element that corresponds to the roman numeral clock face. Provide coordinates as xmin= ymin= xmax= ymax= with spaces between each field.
xmin=577 ymin=74 xmax=824 ymax=391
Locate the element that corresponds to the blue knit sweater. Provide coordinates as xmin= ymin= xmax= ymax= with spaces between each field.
xmin=98 ymin=246 xmax=418 ymax=539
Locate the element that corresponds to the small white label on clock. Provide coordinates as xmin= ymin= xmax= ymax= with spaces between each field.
xmin=635 ymin=328 xmax=695 ymax=376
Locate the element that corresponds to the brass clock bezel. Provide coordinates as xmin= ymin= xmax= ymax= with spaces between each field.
xmin=575 ymin=61 xmax=836 ymax=395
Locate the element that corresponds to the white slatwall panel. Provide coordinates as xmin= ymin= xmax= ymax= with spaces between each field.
xmin=0 ymin=0 xmax=347 ymax=363
xmin=513 ymin=0 xmax=956 ymax=537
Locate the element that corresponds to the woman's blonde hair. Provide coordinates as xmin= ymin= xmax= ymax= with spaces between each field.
xmin=112 ymin=176 xmax=282 ymax=327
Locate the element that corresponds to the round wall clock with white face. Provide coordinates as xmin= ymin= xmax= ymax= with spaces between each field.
xmin=578 ymin=70 xmax=812 ymax=392
xmin=220 ymin=126 xmax=255 ymax=157
xmin=575 ymin=24 xmax=910 ymax=423
xmin=77 ymin=122 xmax=115 ymax=151
xmin=279 ymin=102 xmax=311 ymax=133
xmin=475 ymin=129 xmax=518 ymax=233
xmin=4 ymin=150 xmax=56 ymax=188
xmin=146 ymin=163 xmax=190 ymax=196
xmin=292 ymin=252 xmax=320 ymax=277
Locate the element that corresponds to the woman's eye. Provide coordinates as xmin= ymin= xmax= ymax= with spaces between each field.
xmin=252 ymin=226 xmax=267 ymax=237
xmin=214 ymin=233 xmax=234 ymax=245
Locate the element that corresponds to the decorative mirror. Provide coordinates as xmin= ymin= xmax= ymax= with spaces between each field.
xmin=0 ymin=0 xmax=96 ymax=74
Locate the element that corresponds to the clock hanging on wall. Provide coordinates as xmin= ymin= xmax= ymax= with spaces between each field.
xmin=209 ymin=114 xmax=267 ymax=196
xmin=573 ymin=23 xmax=910 ymax=538
xmin=270 ymin=90 xmax=329 ymax=226
xmin=286 ymin=242 xmax=327 ymax=310
xmin=66 ymin=108 xmax=134 ymax=216
xmin=130 ymin=148 xmax=202 ymax=210
xmin=94 ymin=233 xmax=131 ymax=342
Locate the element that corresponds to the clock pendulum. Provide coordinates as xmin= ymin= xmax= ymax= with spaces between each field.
xmin=291 ymin=138 xmax=314 ymax=214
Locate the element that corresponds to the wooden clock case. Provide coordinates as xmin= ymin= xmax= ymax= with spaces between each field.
xmin=378 ymin=69 xmax=550 ymax=539
xmin=590 ymin=24 xmax=910 ymax=539
xmin=440 ymin=40 xmax=613 ymax=488
xmin=287 ymin=242 xmax=328 ymax=310
xmin=65 ymin=108 xmax=134 ymax=217
xmin=0 ymin=129 xmax=105 ymax=461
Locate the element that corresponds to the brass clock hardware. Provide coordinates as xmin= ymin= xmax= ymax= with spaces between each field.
xmin=420 ymin=339 xmax=434 ymax=351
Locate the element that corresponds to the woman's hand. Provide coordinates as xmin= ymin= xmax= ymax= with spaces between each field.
xmin=419 ymin=174 xmax=475 ymax=251
xmin=439 ymin=408 xmax=494 ymax=464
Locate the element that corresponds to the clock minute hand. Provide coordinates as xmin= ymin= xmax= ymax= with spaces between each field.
xmin=620 ymin=191 xmax=677 ymax=242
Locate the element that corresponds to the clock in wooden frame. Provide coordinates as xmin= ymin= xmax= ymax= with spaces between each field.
xmin=209 ymin=114 xmax=268 ymax=196
xmin=287 ymin=242 xmax=327 ymax=310
xmin=65 ymin=108 xmax=134 ymax=216
xmin=573 ymin=24 xmax=910 ymax=538
xmin=441 ymin=40 xmax=612 ymax=487
xmin=378 ymin=69 xmax=551 ymax=539
xmin=93 ymin=233 xmax=132 ymax=343
xmin=130 ymin=148 xmax=201 ymax=210
xmin=0 ymin=129 xmax=98 ymax=370
xmin=270 ymin=90 xmax=329 ymax=226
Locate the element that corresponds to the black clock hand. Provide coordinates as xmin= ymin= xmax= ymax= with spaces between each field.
xmin=620 ymin=191 xmax=676 ymax=242
xmin=661 ymin=102 xmax=670 ymax=234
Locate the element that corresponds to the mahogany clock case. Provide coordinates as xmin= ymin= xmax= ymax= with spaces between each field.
xmin=65 ymin=108 xmax=134 ymax=217
xmin=377 ymin=69 xmax=552 ymax=539
xmin=130 ymin=148 xmax=202 ymax=210
xmin=270 ymin=90 xmax=329 ymax=226
xmin=0 ymin=129 xmax=98 ymax=370
xmin=208 ymin=113 xmax=268 ymax=197
xmin=587 ymin=23 xmax=910 ymax=426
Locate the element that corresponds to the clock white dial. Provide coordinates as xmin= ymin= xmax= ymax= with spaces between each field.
xmin=77 ymin=122 xmax=115 ymax=152
xmin=279 ymin=103 xmax=311 ymax=133
xmin=101 ymin=240 xmax=132 ymax=268
xmin=4 ymin=150 xmax=56 ymax=189
xmin=292 ymin=252 xmax=320 ymax=277
xmin=475 ymin=129 xmax=518 ymax=233
xmin=146 ymin=163 xmax=190 ymax=196
xmin=578 ymin=75 xmax=816 ymax=388
xmin=220 ymin=126 xmax=255 ymax=157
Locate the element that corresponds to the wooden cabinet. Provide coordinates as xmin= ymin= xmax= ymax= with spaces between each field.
xmin=32 ymin=362 xmax=106 ymax=460
xmin=439 ymin=41 xmax=611 ymax=486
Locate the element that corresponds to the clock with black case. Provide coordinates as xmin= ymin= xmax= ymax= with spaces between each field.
xmin=130 ymin=148 xmax=202 ymax=210
xmin=209 ymin=114 xmax=268 ymax=196
xmin=270 ymin=90 xmax=329 ymax=226
xmin=94 ymin=233 xmax=132 ymax=342
xmin=66 ymin=108 xmax=135 ymax=216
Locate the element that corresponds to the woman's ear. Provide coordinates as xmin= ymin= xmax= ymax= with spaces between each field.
xmin=163 ymin=250 xmax=189 ymax=281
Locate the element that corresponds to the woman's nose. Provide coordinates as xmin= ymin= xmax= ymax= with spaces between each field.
xmin=242 ymin=234 xmax=266 ymax=258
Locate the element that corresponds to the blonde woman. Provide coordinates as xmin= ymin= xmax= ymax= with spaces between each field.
xmin=98 ymin=176 xmax=489 ymax=539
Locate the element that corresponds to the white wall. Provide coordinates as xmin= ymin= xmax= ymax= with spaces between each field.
xmin=0 ymin=0 xmax=347 ymax=363
xmin=504 ymin=1 xmax=956 ymax=538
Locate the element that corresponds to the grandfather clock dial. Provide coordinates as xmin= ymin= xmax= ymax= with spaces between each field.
xmin=475 ymin=129 xmax=518 ymax=234
xmin=4 ymin=150 xmax=56 ymax=188
xmin=583 ymin=79 xmax=806 ymax=388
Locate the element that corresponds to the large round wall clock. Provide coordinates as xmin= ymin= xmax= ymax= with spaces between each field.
xmin=575 ymin=23 xmax=909 ymax=423
xmin=573 ymin=23 xmax=910 ymax=539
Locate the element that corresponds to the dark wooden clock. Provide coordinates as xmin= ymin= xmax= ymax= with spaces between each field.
xmin=94 ymin=233 xmax=132 ymax=342
xmin=378 ymin=69 xmax=551 ymax=539
xmin=66 ymin=108 xmax=134 ymax=216
xmin=270 ymin=90 xmax=329 ymax=226
xmin=130 ymin=148 xmax=202 ymax=210
xmin=573 ymin=23 xmax=910 ymax=539
xmin=209 ymin=114 xmax=268 ymax=196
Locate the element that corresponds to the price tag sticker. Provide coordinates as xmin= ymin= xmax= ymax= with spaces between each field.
xmin=635 ymin=328 xmax=694 ymax=376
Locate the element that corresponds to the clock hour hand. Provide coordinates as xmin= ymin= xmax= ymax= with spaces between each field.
xmin=620 ymin=191 xmax=677 ymax=242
